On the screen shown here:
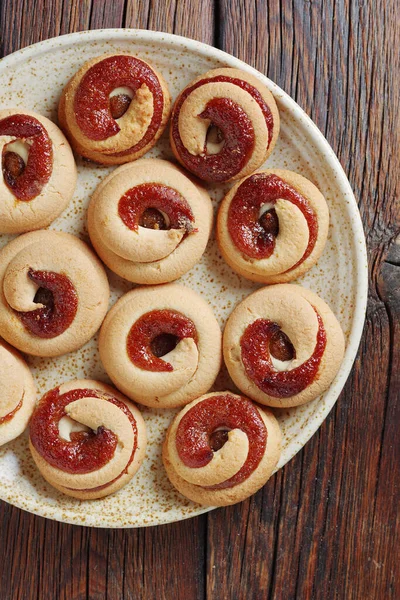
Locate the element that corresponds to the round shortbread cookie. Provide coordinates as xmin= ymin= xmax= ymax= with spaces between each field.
xmin=0 ymin=230 xmax=109 ymax=357
xmin=0 ymin=338 xmax=36 ymax=446
xmin=87 ymin=158 xmax=213 ymax=284
xmin=223 ymin=284 xmax=345 ymax=407
xmin=29 ymin=379 xmax=147 ymax=500
xmin=217 ymin=169 xmax=329 ymax=283
xmin=0 ymin=108 xmax=76 ymax=234
xmin=58 ymin=54 xmax=171 ymax=165
xmin=99 ymin=283 xmax=222 ymax=408
xmin=163 ymin=391 xmax=282 ymax=506
xmin=170 ymin=67 xmax=280 ymax=183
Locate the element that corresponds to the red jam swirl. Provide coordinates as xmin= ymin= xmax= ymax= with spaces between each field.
xmin=240 ymin=310 xmax=327 ymax=398
xmin=171 ymin=75 xmax=275 ymax=182
xmin=30 ymin=387 xmax=138 ymax=475
xmin=227 ymin=173 xmax=318 ymax=271
xmin=0 ymin=398 xmax=22 ymax=425
xmin=127 ymin=309 xmax=198 ymax=372
xmin=0 ymin=114 xmax=53 ymax=201
xmin=16 ymin=269 xmax=78 ymax=339
xmin=74 ymin=55 xmax=164 ymax=155
xmin=175 ymin=394 xmax=267 ymax=489
xmin=118 ymin=183 xmax=195 ymax=233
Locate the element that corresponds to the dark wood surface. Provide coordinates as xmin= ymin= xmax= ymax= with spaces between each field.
xmin=0 ymin=1 xmax=398 ymax=598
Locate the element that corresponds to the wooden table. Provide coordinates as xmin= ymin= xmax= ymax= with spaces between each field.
xmin=0 ymin=1 xmax=398 ymax=598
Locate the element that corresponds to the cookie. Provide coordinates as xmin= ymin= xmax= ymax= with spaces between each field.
xmin=0 ymin=338 xmax=36 ymax=446
xmin=162 ymin=391 xmax=281 ymax=506
xmin=223 ymin=284 xmax=345 ymax=407
xmin=99 ymin=284 xmax=222 ymax=408
xmin=87 ymin=158 xmax=213 ymax=284
xmin=29 ymin=379 xmax=147 ymax=500
xmin=58 ymin=54 xmax=171 ymax=165
xmin=217 ymin=169 xmax=329 ymax=283
xmin=0 ymin=230 xmax=109 ymax=357
xmin=0 ymin=108 xmax=76 ymax=234
xmin=170 ymin=67 xmax=280 ymax=183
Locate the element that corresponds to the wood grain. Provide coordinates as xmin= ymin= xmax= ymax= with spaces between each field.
xmin=0 ymin=1 xmax=398 ymax=599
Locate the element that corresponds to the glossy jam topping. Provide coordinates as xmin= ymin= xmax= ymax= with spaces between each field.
xmin=30 ymin=387 xmax=138 ymax=475
xmin=16 ymin=269 xmax=78 ymax=339
xmin=127 ymin=309 xmax=198 ymax=372
xmin=0 ymin=114 xmax=52 ymax=201
xmin=74 ymin=55 xmax=164 ymax=155
xmin=171 ymin=75 xmax=274 ymax=182
xmin=227 ymin=173 xmax=318 ymax=271
xmin=118 ymin=183 xmax=195 ymax=233
xmin=240 ymin=310 xmax=327 ymax=398
xmin=175 ymin=394 xmax=267 ymax=489
xmin=0 ymin=398 xmax=22 ymax=425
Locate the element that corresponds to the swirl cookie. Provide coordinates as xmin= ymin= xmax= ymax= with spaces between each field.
xmin=29 ymin=379 xmax=147 ymax=500
xmin=88 ymin=158 xmax=213 ymax=284
xmin=59 ymin=54 xmax=171 ymax=165
xmin=223 ymin=284 xmax=345 ymax=408
xmin=0 ymin=339 xmax=36 ymax=446
xmin=0 ymin=231 xmax=109 ymax=357
xmin=170 ymin=68 xmax=280 ymax=183
xmin=163 ymin=391 xmax=281 ymax=506
xmin=217 ymin=169 xmax=329 ymax=283
xmin=0 ymin=108 xmax=76 ymax=234
xmin=99 ymin=284 xmax=222 ymax=408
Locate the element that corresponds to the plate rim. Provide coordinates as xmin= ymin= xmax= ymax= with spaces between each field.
xmin=0 ymin=28 xmax=368 ymax=528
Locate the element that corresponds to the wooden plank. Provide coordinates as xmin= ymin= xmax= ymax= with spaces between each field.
xmin=207 ymin=0 xmax=399 ymax=598
xmin=0 ymin=2 xmax=212 ymax=600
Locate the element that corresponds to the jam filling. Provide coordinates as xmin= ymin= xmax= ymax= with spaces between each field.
xmin=74 ymin=55 xmax=164 ymax=156
xmin=16 ymin=269 xmax=78 ymax=339
xmin=171 ymin=75 xmax=275 ymax=181
xmin=0 ymin=398 xmax=23 ymax=425
xmin=240 ymin=310 xmax=327 ymax=398
xmin=0 ymin=114 xmax=53 ymax=201
xmin=175 ymin=394 xmax=267 ymax=489
xmin=227 ymin=173 xmax=318 ymax=271
xmin=30 ymin=387 xmax=138 ymax=476
xmin=127 ymin=309 xmax=198 ymax=372
xmin=118 ymin=183 xmax=195 ymax=234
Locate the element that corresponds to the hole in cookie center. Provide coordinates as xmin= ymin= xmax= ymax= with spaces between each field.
xmin=259 ymin=207 xmax=279 ymax=238
xmin=150 ymin=333 xmax=179 ymax=358
xmin=269 ymin=329 xmax=296 ymax=362
xmin=2 ymin=140 xmax=29 ymax=182
xmin=209 ymin=428 xmax=230 ymax=452
xmin=139 ymin=207 xmax=168 ymax=230
xmin=205 ymin=124 xmax=225 ymax=155
xmin=109 ymin=87 xmax=134 ymax=119
xmin=33 ymin=287 xmax=54 ymax=311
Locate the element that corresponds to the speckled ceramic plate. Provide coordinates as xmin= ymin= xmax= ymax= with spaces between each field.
xmin=0 ymin=29 xmax=367 ymax=528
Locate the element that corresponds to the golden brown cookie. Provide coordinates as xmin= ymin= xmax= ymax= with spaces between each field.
xmin=0 ymin=231 xmax=109 ymax=357
xmin=99 ymin=284 xmax=222 ymax=408
xmin=223 ymin=284 xmax=345 ymax=408
xmin=0 ymin=338 xmax=36 ymax=446
xmin=217 ymin=169 xmax=329 ymax=283
xmin=59 ymin=54 xmax=171 ymax=165
xmin=170 ymin=67 xmax=280 ymax=183
xmin=163 ymin=391 xmax=281 ymax=506
xmin=0 ymin=108 xmax=76 ymax=234
xmin=29 ymin=379 xmax=147 ymax=500
xmin=87 ymin=158 xmax=213 ymax=284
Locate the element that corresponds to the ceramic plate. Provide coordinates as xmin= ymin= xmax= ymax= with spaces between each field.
xmin=0 ymin=29 xmax=367 ymax=528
